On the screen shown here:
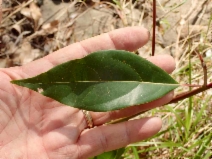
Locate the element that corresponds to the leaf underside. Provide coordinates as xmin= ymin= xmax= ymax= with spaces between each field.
xmin=11 ymin=50 xmax=179 ymax=112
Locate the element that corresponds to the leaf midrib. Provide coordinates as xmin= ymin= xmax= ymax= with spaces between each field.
xmin=15 ymin=81 xmax=179 ymax=86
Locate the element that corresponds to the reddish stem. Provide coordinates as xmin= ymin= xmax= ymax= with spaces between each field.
xmin=195 ymin=51 xmax=208 ymax=86
xmin=152 ymin=0 xmax=156 ymax=56
xmin=169 ymin=51 xmax=210 ymax=103
xmin=170 ymin=83 xmax=212 ymax=103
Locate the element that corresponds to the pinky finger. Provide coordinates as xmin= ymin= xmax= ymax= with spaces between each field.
xmin=78 ymin=117 xmax=162 ymax=159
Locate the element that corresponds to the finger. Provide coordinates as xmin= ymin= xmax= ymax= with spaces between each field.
xmin=78 ymin=117 xmax=162 ymax=159
xmin=19 ymin=27 xmax=149 ymax=77
xmin=147 ymin=54 xmax=175 ymax=74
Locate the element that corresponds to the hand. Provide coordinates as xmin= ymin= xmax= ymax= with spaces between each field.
xmin=0 ymin=4 xmax=175 ymax=159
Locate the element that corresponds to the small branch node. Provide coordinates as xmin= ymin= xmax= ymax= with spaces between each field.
xmin=195 ymin=51 xmax=207 ymax=86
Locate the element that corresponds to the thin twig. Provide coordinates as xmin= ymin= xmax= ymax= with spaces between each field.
xmin=170 ymin=83 xmax=212 ymax=103
xmin=152 ymin=0 xmax=156 ymax=56
xmin=195 ymin=51 xmax=207 ymax=86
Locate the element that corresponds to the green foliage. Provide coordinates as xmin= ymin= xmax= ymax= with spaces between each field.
xmin=11 ymin=50 xmax=178 ymax=112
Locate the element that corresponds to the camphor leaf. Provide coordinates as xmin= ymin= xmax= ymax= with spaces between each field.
xmin=11 ymin=50 xmax=179 ymax=112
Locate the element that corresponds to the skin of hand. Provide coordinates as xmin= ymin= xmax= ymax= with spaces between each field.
xmin=0 ymin=3 xmax=175 ymax=159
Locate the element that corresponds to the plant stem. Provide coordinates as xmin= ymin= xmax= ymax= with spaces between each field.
xmin=196 ymin=51 xmax=208 ymax=86
xmin=152 ymin=0 xmax=156 ymax=56
xmin=171 ymin=51 xmax=209 ymax=103
xmin=170 ymin=83 xmax=212 ymax=103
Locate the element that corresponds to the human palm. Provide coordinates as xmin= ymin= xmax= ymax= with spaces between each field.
xmin=0 ymin=27 xmax=175 ymax=159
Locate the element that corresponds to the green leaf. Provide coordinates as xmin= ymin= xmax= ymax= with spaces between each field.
xmin=11 ymin=50 xmax=179 ymax=112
